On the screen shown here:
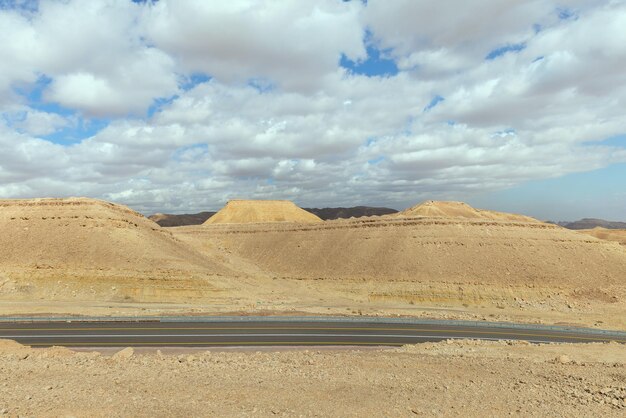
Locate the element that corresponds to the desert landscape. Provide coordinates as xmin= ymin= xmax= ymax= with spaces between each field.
xmin=1 ymin=339 xmax=625 ymax=416
xmin=2 ymin=2 xmax=625 ymax=416
xmin=1 ymin=197 xmax=626 ymax=331
xmin=2 ymin=197 xmax=623 ymax=417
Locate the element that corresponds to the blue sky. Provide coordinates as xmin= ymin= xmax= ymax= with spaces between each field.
xmin=0 ymin=1 xmax=624 ymax=219
xmin=471 ymin=163 xmax=626 ymax=221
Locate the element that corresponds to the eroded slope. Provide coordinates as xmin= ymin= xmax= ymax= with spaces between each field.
xmin=0 ymin=198 xmax=236 ymax=304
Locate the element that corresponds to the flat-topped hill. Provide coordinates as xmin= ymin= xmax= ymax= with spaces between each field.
xmin=0 ymin=197 xmax=228 ymax=273
xmin=204 ymin=200 xmax=322 ymax=224
xmin=397 ymin=200 xmax=538 ymax=222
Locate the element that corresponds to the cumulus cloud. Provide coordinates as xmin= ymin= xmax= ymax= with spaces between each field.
xmin=0 ymin=0 xmax=179 ymax=116
xmin=0 ymin=0 xmax=625 ymax=217
xmin=141 ymin=0 xmax=366 ymax=91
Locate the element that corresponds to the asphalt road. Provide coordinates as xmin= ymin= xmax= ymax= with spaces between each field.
xmin=1 ymin=319 xmax=625 ymax=347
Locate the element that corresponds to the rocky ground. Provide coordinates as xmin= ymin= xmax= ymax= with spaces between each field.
xmin=0 ymin=339 xmax=624 ymax=417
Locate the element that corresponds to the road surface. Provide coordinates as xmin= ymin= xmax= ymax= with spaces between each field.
xmin=1 ymin=318 xmax=625 ymax=347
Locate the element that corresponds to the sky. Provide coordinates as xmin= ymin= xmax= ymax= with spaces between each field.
xmin=0 ymin=0 xmax=625 ymax=221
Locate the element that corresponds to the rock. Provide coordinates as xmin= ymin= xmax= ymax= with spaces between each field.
xmin=112 ymin=347 xmax=134 ymax=360
xmin=558 ymin=355 xmax=572 ymax=364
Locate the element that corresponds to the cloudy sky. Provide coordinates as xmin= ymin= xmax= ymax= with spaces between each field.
xmin=1 ymin=0 xmax=625 ymax=220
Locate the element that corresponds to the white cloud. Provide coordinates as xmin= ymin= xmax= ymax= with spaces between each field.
xmin=0 ymin=1 xmax=625 ymax=218
xmin=0 ymin=0 xmax=179 ymax=116
xmin=141 ymin=0 xmax=366 ymax=91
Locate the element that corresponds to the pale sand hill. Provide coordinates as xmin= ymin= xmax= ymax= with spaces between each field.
xmin=578 ymin=227 xmax=626 ymax=245
xmin=204 ymin=199 xmax=322 ymax=224
xmin=175 ymin=214 xmax=626 ymax=328
xmin=0 ymin=198 xmax=237 ymax=304
xmin=397 ymin=200 xmax=538 ymax=222
xmin=181 ymin=216 xmax=626 ymax=287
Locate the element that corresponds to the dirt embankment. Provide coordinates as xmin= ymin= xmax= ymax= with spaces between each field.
xmin=0 ymin=339 xmax=624 ymax=417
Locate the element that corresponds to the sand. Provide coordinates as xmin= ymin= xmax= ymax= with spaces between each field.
xmin=181 ymin=216 xmax=626 ymax=288
xmin=0 ymin=198 xmax=239 ymax=304
xmin=204 ymin=200 xmax=322 ymax=224
xmin=397 ymin=200 xmax=539 ymax=222
xmin=578 ymin=227 xmax=626 ymax=246
xmin=174 ymin=215 xmax=626 ymax=329
xmin=0 ymin=339 xmax=624 ymax=416
xmin=1 ymin=197 xmax=625 ymax=330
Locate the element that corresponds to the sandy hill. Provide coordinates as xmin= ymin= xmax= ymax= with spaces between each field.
xmin=578 ymin=227 xmax=626 ymax=245
xmin=204 ymin=200 xmax=322 ymax=225
xmin=180 ymin=216 xmax=626 ymax=287
xmin=397 ymin=200 xmax=538 ymax=222
xmin=149 ymin=211 xmax=216 ymax=227
xmin=303 ymin=206 xmax=398 ymax=220
xmin=0 ymin=197 xmax=229 ymax=272
xmin=0 ymin=198 xmax=236 ymax=303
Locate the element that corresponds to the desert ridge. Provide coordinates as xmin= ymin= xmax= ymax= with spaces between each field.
xmin=0 ymin=196 xmax=625 ymax=327
xmin=0 ymin=197 xmax=230 ymax=272
xmin=204 ymin=199 xmax=322 ymax=224
xmin=396 ymin=200 xmax=539 ymax=222
xmin=189 ymin=212 xmax=626 ymax=289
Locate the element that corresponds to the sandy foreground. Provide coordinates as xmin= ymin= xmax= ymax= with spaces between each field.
xmin=0 ymin=339 xmax=624 ymax=417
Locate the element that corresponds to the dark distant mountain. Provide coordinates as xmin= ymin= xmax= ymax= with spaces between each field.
xmin=551 ymin=218 xmax=626 ymax=230
xmin=149 ymin=211 xmax=216 ymax=227
xmin=302 ymin=206 xmax=398 ymax=220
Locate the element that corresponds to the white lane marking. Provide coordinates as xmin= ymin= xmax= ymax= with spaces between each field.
xmin=0 ymin=333 xmax=562 ymax=341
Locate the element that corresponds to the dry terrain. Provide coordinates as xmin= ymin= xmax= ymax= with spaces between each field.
xmin=1 ymin=198 xmax=625 ymax=331
xmin=0 ymin=198 xmax=241 ymax=306
xmin=578 ymin=228 xmax=626 ymax=246
xmin=175 ymin=208 xmax=626 ymax=329
xmin=149 ymin=206 xmax=398 ymax=227
xmin=0 ymin=339 xmax=624 ymax=417
xmin=204 ymin=199 xmax=322 ymax=224
xmin=396 ymin=200 xmax=539 ymax=222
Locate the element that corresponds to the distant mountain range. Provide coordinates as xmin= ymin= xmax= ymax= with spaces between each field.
xmin=550 ymin=218 xmax=626 ymax=230
xmin=149 ymin=211 xmax=216 ymax=227
xmin=149 ymin=206 xmax=398 ymax=226
xmin=302 ymin=206 xmax=398 ymax=220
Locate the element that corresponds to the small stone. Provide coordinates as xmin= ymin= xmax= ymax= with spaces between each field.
xmin=558 ymin=355 xmax=571 ymax=364
xmin=112 ymin=347 xmax=134 ymax=360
